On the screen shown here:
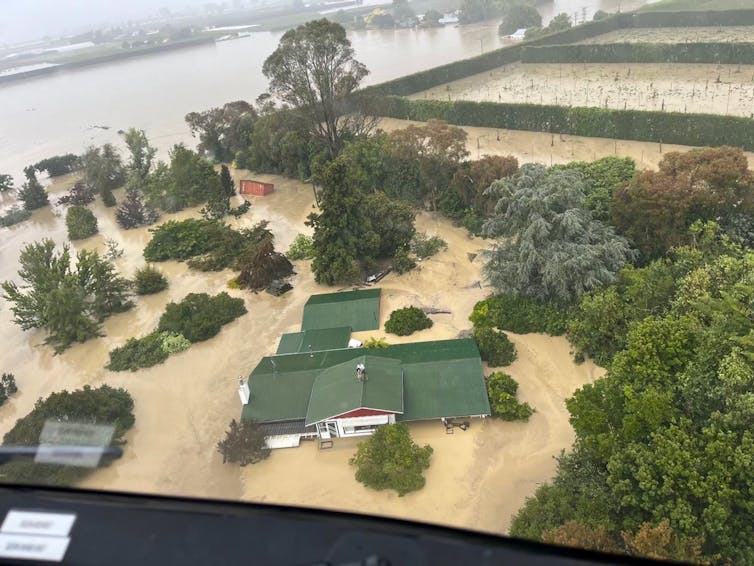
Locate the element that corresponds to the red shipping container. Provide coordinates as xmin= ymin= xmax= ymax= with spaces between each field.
xmin=239 ymin=180 xmax=274 ymax=196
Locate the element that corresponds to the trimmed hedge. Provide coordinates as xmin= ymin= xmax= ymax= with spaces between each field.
xmin=521 ymin=42 xmax=754 ymax=65
xmin=362 ymin=15 xmax=625 ymax=97
xmin=367 ymin=96 xmax=754 ymax=151
xmin=631 ymin=9 xmax=754 ymax=26
xmin=361 ymin=9 xmax=754 ymax=98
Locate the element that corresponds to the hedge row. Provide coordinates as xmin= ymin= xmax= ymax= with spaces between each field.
xmin=366 ymin=96 xmax=754 ymax=150
xmin=521 ymin=42 xmax=754 ymax=65
xmin=631 ymin=9 xmax=754 ymax=27
xmin=362 ymin=10 xmax=754 ymax=97
xmin=362 ymin=16 xmax=625 ymax=97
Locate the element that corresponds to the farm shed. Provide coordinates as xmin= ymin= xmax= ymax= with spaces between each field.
xmin=239 ymin=179 xmax=274 ymax=196
xmin=301 ymin=289 xmax=381 ymax=332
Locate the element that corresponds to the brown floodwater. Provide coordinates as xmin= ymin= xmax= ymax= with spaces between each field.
xmin=0 ymin=169 xmax=604 ymax=533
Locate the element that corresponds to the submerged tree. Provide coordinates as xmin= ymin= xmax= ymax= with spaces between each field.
xmin=0 ymin=173 xmax=14 ymax=193
xmin=115 ymin=188 xmax=159 ymax=229
xmin=350 ymin=423 xmax=433 ymax=496
xmin=185 ymin=101 xmax=257 ymax=162
xmin=17 ymin=166 xmax=49 ymax=211
xmin=80 ymin=144 xmax=125 ymax=207
xmin=262 ymin=19 xmax=374 ymax=157
xmin=217 ymin=419 xmax=270 ymax=466
xmin=1 ymin=240 xmax=132 ymax=352
xmin=483 ymin=163 xmax=635 ymax=303
xmin=236 ymin=238 xmax=294 ymax=292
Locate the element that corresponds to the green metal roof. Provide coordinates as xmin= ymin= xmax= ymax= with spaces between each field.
xmin=301 ymin=289 xmax=381 ymax=332
xmin=305 ymin=355 xmax=403 ymax=426
xmin=242 ymin=339 xmax=490 ymax=425
xmin=276 ymin=327 xmax=352 ymax=355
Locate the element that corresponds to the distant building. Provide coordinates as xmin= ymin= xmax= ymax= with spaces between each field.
xmin=241 ymin=289 xmax=491 ymax=449
xmin=438 ymin=13 xmax=460 ymax=24
xmin=506 ymin=28 xmax=528 ymax=40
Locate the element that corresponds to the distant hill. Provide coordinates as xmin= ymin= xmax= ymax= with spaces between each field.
xmin=640 ymin=0 xmax=754 ymax=11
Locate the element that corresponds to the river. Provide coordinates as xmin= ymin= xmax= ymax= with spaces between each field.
xmin=0 ymin=0 xmax=639 ymax=183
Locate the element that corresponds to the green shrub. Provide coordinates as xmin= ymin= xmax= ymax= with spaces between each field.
xmin=470 ymin=295 xmax=569 ymax=335
xmin=34 ymin=154 xmax=79 ymax=177
xmin=392 ymin=247 xmax=417 ymax=274
xmin=410 ymin=233 xmax=447 ymax=259
xmin=350 ymin=423 xmax=433 ymax=496
xmin=363 ymin=337 xmax=389 ymax=348
xmin=474 ymin=326 xmax=517 ymax=367
xmin=159 ymin=332 xmax=191 ymax=355
xmin=107 ymin=332 xmax=169 ymax=371
xmin=157 ymin=292 xmax=247 ymax=343
xmin=286 ymin=233 xmax=315 ymax=260
xmin=133 ymin=265 xmax=168 ymax=295
xmin=0 ymin=207 xmax=32 ymax=228
xmin=143 ymin=218 xmax=272 ymax=272
xmin=0 ymin=373 xmax=18 ymax=406
xmin=486 ymin=371 xmax=534 ymax=421
xmin=66 ymin=205 xmax=98 ymax=240
xmin=1 ymin=385 xmax=134 ymax=486
xmin=462 ymin=208 xmax=486 ymax=236
xmin=385 ymin=306 xmax=433 ymax=336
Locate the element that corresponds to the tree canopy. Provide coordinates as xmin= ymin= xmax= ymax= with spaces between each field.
xmin=1 ymin=385 xmax=134 ymax=486
xmin=262 ymin=19 xmax=373 ymax=157
xmin=217 ymin=419 xmax=270 ymax=466
xmin=2 ymin=240 xmax=132 ymax=352
xmin=185 ymin=100 xmax=257 ymax=162
xmin=483 ymin=163 xmax=635 ymax=303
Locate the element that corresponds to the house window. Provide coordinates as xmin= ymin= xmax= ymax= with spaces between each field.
xmin=343 ymin=424 xmax=379 ymax=434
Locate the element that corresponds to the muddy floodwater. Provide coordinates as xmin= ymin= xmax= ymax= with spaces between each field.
xmin=414 ymin=61 xmax=754 ymax=116
xmin=0 ymin=167 xmax=605 ymax=533
xmin=578 ymin=25 xmax=754 ymax=44
xmin=378 ymin=118 xmax=754 ymax=169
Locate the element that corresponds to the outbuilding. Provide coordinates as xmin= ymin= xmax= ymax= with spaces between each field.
xmin=239 ymin=179 xmax=274 ymax=196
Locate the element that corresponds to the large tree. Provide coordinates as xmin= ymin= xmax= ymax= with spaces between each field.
xmin=185 ymin=100 xmax=257 ymax=162
xmin=122 ymin=128 xmax=156 ymax=190
xmin=80 ymin=144 xmax=125 ymax=207
xmin=262 ymin=19 xmax=373 ymax=157
xmin=612 ymin=147 xmax=754 ymax=260
xmin=1 ymin=240 xmax=132 ymax=352
xmin=499 ymin=3 xmax=541 ymax=35
xmin=483 ymin=163 xmax=635 ymax=303
xmin=17 ymin=167 xmax=49 ymax=211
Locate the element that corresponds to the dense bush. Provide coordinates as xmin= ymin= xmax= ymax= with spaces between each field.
xmin=486 ymin=371 xmax=534 ymax=421
xmin=392 ymin=247 xmax=417 ymax=274
xmin=286 ymin=233 xmax=315 ymax=260
xmin=236 ymin=238 xmax=294 ymax=292
xmin=66 ymin=205 xmax=98 ymax=240
xmin=0 ymin=373 xmax=18 ymax=406
xmin=385 ymin=306 xmax=433 ymax=336
xmin=0 ymin=207 xmax=31 ymax=228
xmin=133 ymin=265 xmax=168 ymax=295
xmin=107 ymin=332 xmax=169 ymax=371
xmin=107 ymin=331 xmax=191 ymax=372
xmin=350 ymin=423 xmax=433 ymax=496
xmin=143 ymin=219 xmax=272 ymax=272
xmin=522 ymin=42 xmax=754 ymax=65
xmin=157 ymin=292 xmax=247 ymax=343
xmin=1 ymin=385 xmax=134 ymax=486
xmin=363 ymin=337 xmax=389 ymax=349
xmin=367 ymin=96 xmax=754 ymax=151
xmin=34 ymin=154 xmax=79 ymax=177
xmin=470 ymin=295 xmax=570 ymax=336
xmin=410 ymin=233 xmax=447 ymax=259
xmin=217 ymin=419 xmax=270 ymax=466
xmin=474 ymin=326 xmax=518 ymax=367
